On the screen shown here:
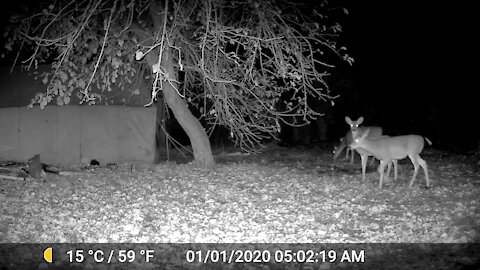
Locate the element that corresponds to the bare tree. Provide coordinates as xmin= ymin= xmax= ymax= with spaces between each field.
xmin=2 ymin=0 xmax=352 ymax=169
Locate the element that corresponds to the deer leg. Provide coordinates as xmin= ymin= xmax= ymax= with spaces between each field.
xmin=408 ymin=155 xmax=420 ymax=187
xmin=386 ymin=161 xmax=392 ymax=179
xmin=369 ymin=156 xmax=376 ymax=166
xmin=417 ymin=156 xmax=430 ymax=187
xmin=392 ymin=160 xmax=398 ymax=180
xmin=377 ymin=160 xmax=388 ymax=188
xmin=360 ymin=154 xmax=368 ymax=182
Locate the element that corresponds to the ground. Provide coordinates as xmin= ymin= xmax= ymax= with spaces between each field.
xmin=0 ymin=144 xmax=479 ymax=269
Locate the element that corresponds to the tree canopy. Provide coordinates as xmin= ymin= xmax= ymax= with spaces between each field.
xmin=2 ymin=0 xmax=351 ymax=167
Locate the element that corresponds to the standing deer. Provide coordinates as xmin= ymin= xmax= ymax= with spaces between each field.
xmin=350 ymin=128 xmax=431 ymax=188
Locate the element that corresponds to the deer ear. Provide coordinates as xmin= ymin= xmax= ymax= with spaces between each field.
xmin=357 ymin=116 xmax=364 ymax=124
xmin=345 ymin=116 xmax=351 ymax=124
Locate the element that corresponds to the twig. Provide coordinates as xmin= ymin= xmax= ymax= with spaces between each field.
xmin=0 ymin=174 xmax=25 ymax=181
xmin=82 ymin=0 xmax=118 ymax=103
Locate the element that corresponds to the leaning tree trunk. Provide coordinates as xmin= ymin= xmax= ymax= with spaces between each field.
xmin=136 ymin=2 xmax=215 ymax=169
xmin=144 ymin=50 xmax=216 ymax=170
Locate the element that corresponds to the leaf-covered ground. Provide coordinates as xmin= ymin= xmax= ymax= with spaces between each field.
xmin=1 ymin=145 xmax=479 ymax=244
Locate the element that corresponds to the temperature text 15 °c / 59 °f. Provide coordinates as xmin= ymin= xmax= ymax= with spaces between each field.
xmin=66 ymin=249 xmax=155 ymax=264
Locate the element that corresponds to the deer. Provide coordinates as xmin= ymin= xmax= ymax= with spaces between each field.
xmin=349 ymin=128 xmax=431 ymax=188
xmin=334 ymin=116 xmax=396 ymax=183
xmin=333 ymin=131 xmax=355 ymax=163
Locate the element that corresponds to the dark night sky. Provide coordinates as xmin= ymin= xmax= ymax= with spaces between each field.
xmin=337 ymin=0 xmax=476 ymax=147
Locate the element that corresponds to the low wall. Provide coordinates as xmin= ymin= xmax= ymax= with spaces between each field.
xmin=0 ymin=105 xmax=156 ymax=164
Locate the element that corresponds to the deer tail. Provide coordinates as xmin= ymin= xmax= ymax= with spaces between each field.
xmin=424 ymin=137 xmax=432 ymax=146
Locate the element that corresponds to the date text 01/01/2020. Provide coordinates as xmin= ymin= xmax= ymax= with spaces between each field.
xmin=185 ymin=249 xmax=365 ymax=264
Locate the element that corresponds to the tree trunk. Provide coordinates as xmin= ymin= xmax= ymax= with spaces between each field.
xmin=135 ymin=2 xmax=215 ymax=169
xmin=145 ymin=51 xmax=216 ymax=170
xmin=154 ymin=98 xmax=166 ymax=163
